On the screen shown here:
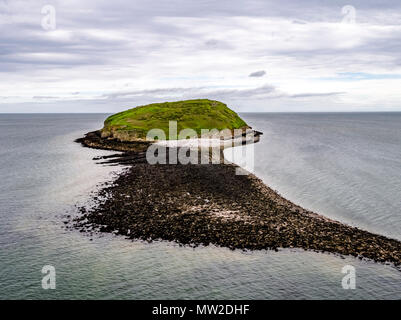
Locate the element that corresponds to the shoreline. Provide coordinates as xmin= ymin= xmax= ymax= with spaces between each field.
xmin=74 ymin=131 xmax=401 ymax=268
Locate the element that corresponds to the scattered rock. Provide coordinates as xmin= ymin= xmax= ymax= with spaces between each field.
xmin=73 ymin=132 xmax=401 ymax=268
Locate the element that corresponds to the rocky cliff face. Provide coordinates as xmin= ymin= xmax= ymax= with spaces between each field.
xmin=100 ymin=127 xmax=148 ymax=142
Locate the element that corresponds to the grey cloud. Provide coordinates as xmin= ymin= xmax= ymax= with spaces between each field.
xmin=103 ymin=87 xmax=202 ymax=100
xmin=249 ymin=70 xmax=266 ymax=77
xmin=102 ymin=84 xmax=344 ymax=101
xmin=102 ymin=84 xmax=279 ymax=101
xmin=292 ymin=20 xmax=307 ymax=25
xmin=2 ymin=0 xmax=401 ymax=73
xmin=289 ymin=92 xmax=345 ymax=98
xmin=207 ymin=85 xmax=278 ymax=99
xmin=203 ymin=39 xmax=233 ymax=50
xmin=0 ymin=0 xmax=399 ymax=112
xmin=33 ymin=96 xmax=60 ymax=100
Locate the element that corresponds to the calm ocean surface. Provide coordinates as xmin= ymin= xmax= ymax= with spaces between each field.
xmin=0 ymin=113 xmax=401 ymax=299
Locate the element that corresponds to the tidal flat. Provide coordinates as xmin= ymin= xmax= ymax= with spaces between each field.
xmin=73 ymin=131 xmax=401 ymax=268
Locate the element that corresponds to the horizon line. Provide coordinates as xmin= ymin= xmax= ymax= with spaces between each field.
xmin=1 ymin=111 xmax=401 ymax=114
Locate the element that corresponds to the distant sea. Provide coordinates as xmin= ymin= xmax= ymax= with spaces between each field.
xmin=1 ymin=112 xmax=401 ymax=299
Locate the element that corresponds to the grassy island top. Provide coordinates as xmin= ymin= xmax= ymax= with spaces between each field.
xmin=101 ymin=99 xmax=248 ymax=141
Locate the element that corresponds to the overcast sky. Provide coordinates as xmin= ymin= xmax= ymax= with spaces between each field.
xmin=1 ymin=0 xmax=401 ymax=112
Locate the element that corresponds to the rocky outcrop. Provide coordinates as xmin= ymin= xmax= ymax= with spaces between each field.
xmin=75 ymin=130 xmax=150 ymax=152
xmin=72 ymin=139 xmax=401 ymax=268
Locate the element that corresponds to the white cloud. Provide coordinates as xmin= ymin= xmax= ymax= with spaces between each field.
xmin=0 ymin=0 xmax=401 ymax=112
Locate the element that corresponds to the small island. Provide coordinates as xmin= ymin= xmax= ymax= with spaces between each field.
xmin=75 ymin=99 xmax=401 ymax=268
xmin=76 ymin=99 xmax=259 ymax=153
xmin=101 ymin=99 xmax=249 ymax=141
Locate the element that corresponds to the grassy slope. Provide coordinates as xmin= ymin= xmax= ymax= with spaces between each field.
xmin=102 ymin=99 xmax=248 ymax=140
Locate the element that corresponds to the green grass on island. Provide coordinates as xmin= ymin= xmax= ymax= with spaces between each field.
xmin=101 ymin=99 xmax=248 ymax=141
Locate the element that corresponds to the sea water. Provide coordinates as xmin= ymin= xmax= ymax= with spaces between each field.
xmin=0 ymin=113 xmax=400 ymax=299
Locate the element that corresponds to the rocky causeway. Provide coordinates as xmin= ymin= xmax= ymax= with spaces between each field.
xmin=73 ymin=131 xmax=401 ymax=268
